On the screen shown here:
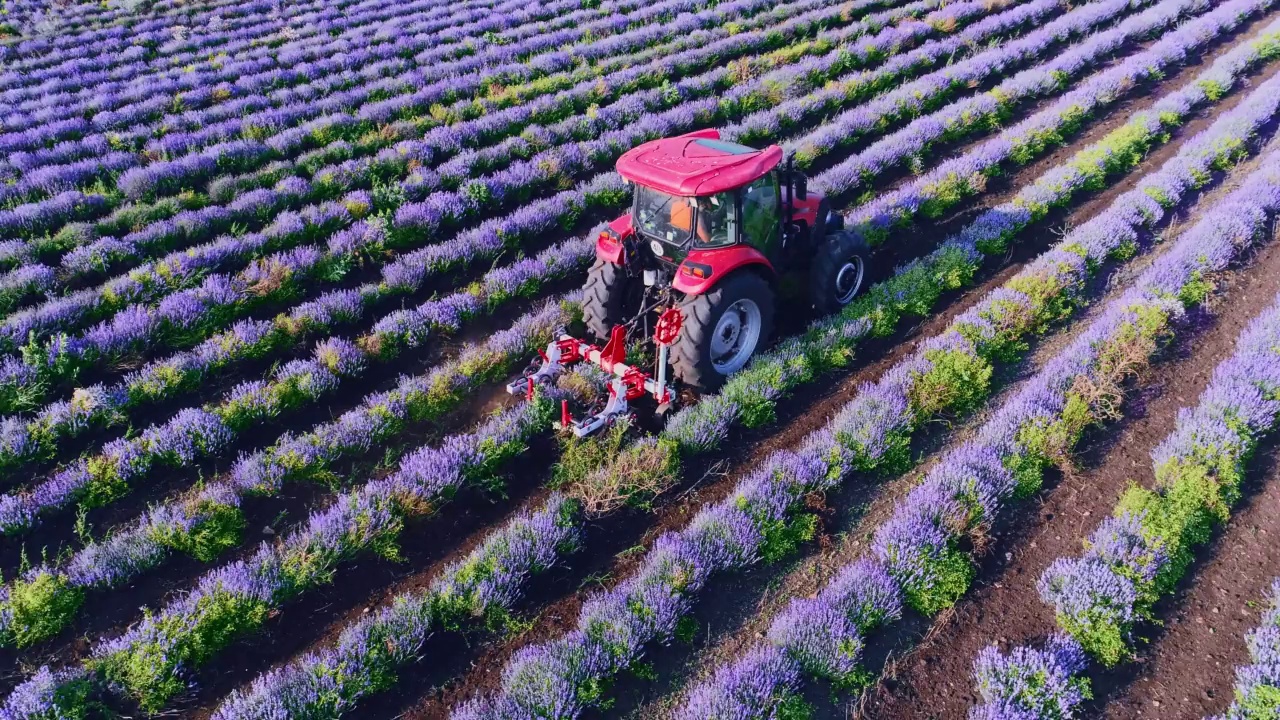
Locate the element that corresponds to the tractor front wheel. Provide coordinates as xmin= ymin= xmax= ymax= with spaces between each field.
xmin=810 ymin=231 xmax=869 ymax=315
xmin=582 ymin=259 xmax=628 ymax=340
xmin=672 ymin=272 xmax=775 ymax=392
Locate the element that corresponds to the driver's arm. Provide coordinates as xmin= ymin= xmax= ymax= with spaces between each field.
xmin=695 ymin=208 xmax=712 ymax=242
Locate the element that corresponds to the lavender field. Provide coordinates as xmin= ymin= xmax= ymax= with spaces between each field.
xmin=2 ymin=0 xmax=1280 ymax=717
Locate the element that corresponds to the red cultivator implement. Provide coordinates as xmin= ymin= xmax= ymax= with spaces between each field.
xmin=506 ymin=308 xmax=682 ymax=437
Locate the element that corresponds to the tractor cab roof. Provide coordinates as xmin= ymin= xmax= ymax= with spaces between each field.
xmin=615 ymin=129 xmax=783 ymax=196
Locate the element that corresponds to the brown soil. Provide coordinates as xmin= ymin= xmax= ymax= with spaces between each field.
xmin=1099 ymin=451 xmax=1280 ymax=719
xmin=855 ymin=168 xmax=1280 ymax=719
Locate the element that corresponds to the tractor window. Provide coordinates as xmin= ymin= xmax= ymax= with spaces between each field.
xmin=633 ymin=184 xmax=736 ymax=249
xmin=692 ymin=193 xmax=734 ymax=248
xmin=741 ymin=172 xmax=780 ymax=257
xmin=634 ymin=184 xmax=692 ymax=244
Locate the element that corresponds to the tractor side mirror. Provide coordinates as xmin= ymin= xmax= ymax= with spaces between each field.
xmin=795 ymin=173 xmax=808 ymax=201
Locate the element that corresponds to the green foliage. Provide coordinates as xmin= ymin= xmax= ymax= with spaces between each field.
xmin=1056 ymin=607 xmax=1130 ymax=668
xmin=1239 ymin=683 xmax=1280 ymax=719
xmin=82 ymin=455 xmax=131 ymax=508
xmin=94 ymin=588 xmax=271 ymax=711
xmin=151 ymin=500 xmax=246 ymax=562
xmin=552 ymin=417 xmax=631 ymax=488
xmin=1 ymin=572 xmax=85 ymax=648
xmin=1006 ymin=393 xmax=1092 ymax=499
xmin=903 ymin=546 xmax=974 ymax=616
xmin=674 ymin=615 xmax=699 ymax=644
xmin=1178 ymin=269 xmax=1214 ymax=307
xmin=571 ymin=437 xmax=680 ymax=516
xmin=757 ymin=512 xmax=818 ymax=564
xmin=908 ymin=347 xmax=993 ymax=419
xmin=848 ymin=243 xmax=976 ymax=339
xmin=919 ymin=172 xmax=979 ymax=219
xmin=1006 ymin=265 xmax=1077 ymax=332
xmin=777 ymin=693 xmax=816 ymax=720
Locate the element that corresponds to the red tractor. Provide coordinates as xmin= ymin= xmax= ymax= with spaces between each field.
xmin=508 ymin=129 xmax=869 ymax=436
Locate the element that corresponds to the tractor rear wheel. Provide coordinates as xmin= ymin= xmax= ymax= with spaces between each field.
xmin=582 ymin=259 xmax=628 ymax=340
xmin=672 ymin=271 xmax=775 ymax=392
xmin=810 ymin=230 xmax=868 ymax=315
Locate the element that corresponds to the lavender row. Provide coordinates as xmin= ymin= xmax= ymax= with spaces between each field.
xmin=426 ymin=0 xmax=1055 ymax=194
xmin=0 ymin=0 xmax=865 ymax=269
xmin=0 ymin=231 xmax=595 ymax=540
xmin=0 ymin=0 xmax=912 ymax=317
xmin=970 ymin=233 xmax=1280 ymax=718
xmin=679 ymin=94 xmax=1280 ymax=720
xmin=0 ymin=0 xmax=599 ymax=138
xmin=828 ymin=0 xmax=1276 ymax=244
xmin=1 ymin=0 xmax=610 ymax=142
xmin=1211 ymin=579 xmax=1280 ymax=720
xmin=0 ymin=0 xmax=693 ymax=210
xmin=0 ymin=171 xmax=623 ymax=421
xmin=0 ymin=0 xmax=723 ymax=217
xmin=0 ymin=180 xmax=343 ymax=347
xmin=15 ymin=16 xmax=1244 ymax=676
xmin=183 ymin=18 xmax=1280 ymax=717
xmin=3 ymin=0 xmax=771 ymax=119
xmin=1 ymin=0 xmax=313 ymax=94
xmin=208 ymin=493 xmax=580 ymax=720
xmin=1 ymin=0 xmax=898 ymax=346
xmin=785 ymin=0 xmax=1205 ymax=194
xmin=0 ymin=0 xmax=985 ymax=290
xmin=0 ymin=0 xmax=578 ymax=233
xmin=0 ymin=381 xmax=581 ymax=712
xmin=657 ymin=5 xmax=1280 ymax=478
xmin=4 ymin=0 xmax=820 ymax=206
xmin=694 ymin=86 xmax=1280 ymax=710
xmin=0 ymin=0 xmax=1014 ymax=423
xmin=203 ymin=14 xmax=1280 ymax=719
xmin=53 ymin=0 xmax=918 ymax=207
xmin=0 ymin=173 xmax=622 ymax=456
xmin=723 ymin=0 xmax=1170 ymax=150
xmin=642 ymin=61 xmax=1280 ymax=720
xmin=2 ymin=0 xmax=537 ymax=152
xmin=1 ymin=0 xmax=347 ymax=82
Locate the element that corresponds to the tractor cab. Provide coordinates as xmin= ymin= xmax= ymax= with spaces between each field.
xmin=604 ymin=129 xmax=827 ymax=295
xmin=508 ymin=130 xmax=869 ymax=436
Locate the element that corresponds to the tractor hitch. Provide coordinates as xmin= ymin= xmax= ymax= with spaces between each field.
xmin=507 ymin=308 xmax=683 ymax=437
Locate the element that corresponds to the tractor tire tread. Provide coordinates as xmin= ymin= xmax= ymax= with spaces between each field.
xmin=810 ymin=230 xmax=868 ymax=315
xmin=671 ymin=272 xmax=774 ymax=392
xmin=582 ymin=259 xmax=625 ymax=340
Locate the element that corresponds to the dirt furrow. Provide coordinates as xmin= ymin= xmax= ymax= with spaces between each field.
xmin=1099 ymin=447 xmax=1280 ymax=720
xmin=855 ymin=158 xmax=1280 ymax=720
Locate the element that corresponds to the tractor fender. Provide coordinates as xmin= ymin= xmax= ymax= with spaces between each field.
xmin=595 ymin=214 xmax=635 ymax=264
xmin=673 ymin=245 xmax=774 ymax=295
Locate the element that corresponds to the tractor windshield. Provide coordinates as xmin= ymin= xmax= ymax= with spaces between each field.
xmin=633 ymin=184 xmax=734 ymax=249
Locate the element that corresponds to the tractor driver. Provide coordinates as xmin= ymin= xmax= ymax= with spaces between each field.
xmin=667 ymin=195 xmax=732 ymax=247
xmin=694 ymin=194 xmax=731 ymax=247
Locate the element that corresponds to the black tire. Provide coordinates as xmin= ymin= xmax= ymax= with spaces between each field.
xmin=672 ymin=271 xmax=775 ymax=392
xmin=581 ymin=258 xmax=628 ymax=340
xmin=810 ymin=230 xmax=868 ymax=315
